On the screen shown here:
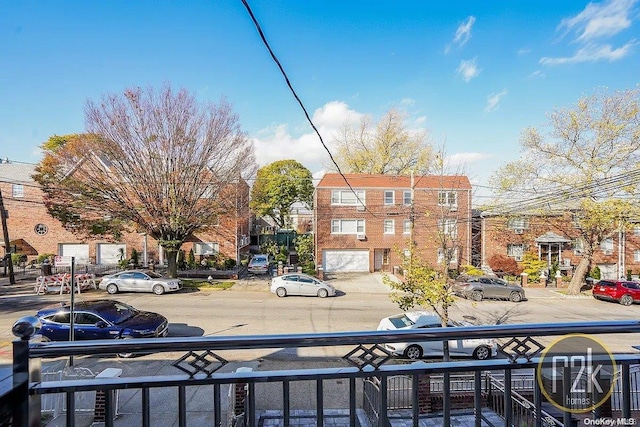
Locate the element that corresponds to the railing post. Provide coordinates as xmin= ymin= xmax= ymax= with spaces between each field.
xmin=11 ymin=316 xmax=42 ymax=427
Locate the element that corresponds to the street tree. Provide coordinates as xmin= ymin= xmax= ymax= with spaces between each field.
xmin=330 ymin=108 xmax=433 ymax=175
xmin=489 ymin=88 xmax=640 ymax=294
xmin=250 ymin=160 xmax=314 ymax=229
xmin=33 ymin=85 xmax=256 ymax=278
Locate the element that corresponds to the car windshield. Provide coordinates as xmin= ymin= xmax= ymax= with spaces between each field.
xmin=99 ymin=302 xmax=140 ymax=324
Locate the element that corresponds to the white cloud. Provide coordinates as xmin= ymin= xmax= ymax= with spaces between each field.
xmin=559 ymin=0 xmax=637 ymax=42
xmin=446 ymin=16 xmax=476 ymax=53
xmin=485 ymin=89 xmax=508 ymax=112
xmin=251 ymin=101 xmax=364 ymax=172
xmin=526 ymin=70 xmax=546 ymax=79
xmin=540 ymin=40 xmax=637 ymax=64
xmin=445 ymin=152 xmax=492 ymax=171
xmin=456 ymin=58 xmax=481 ymax=82
xmin=518 ymin=48 xmax=531 ymax=55
xmin=542 ymin=0 xmax=638 ymax=65
xmin=414 ymin=116 xmax=427 ymax=126
xmin=400 ymin=98 xmax=415 ymax=106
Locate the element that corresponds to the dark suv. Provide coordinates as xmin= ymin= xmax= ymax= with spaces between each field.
xmin=592 ymin=280 xmax=640 ymax=306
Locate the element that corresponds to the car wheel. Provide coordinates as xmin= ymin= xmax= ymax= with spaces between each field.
xmin=404 ymin=345 xmax=423 ymax=360
xmin=620 ymin=294 xmax=633 ymax=306
xmin=317 ymin=288 xmax=328 ymax=298
xmin=152 ymin=284 xmax=165 ymax=295
xmin=106 ymin=283 xmax=118 ymax=295
xmin=473 ymin=345 xmax=491 ymax=360
xmin=471 ymin=290 xmax=483 ymax=302
xmin=117 ymin=336 xmax=134 ymax=358
xmin=509 ymin=291 xmax=523 ymax=303
xmin=276 ymin=287 xmax=287 ymax=298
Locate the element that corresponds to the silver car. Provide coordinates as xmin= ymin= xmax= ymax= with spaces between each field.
xmin=453 ymin=275 xmax=525 ymax=302
xmin=99 ymin=270 xmax=182 ymax=295
xmin=270 ymin=273 xmax=335 ymax=298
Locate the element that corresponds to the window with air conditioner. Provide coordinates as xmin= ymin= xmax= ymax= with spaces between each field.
xmin=573 ymin=238 xmax=585 ymax=255
xmin=507 ymin=217 xmax=529 ymax=231
xmin=403 ymin=219 xmax=411 ymax=234
xmin=194 ymin=242 xmax=219 ymax=256
xmin=12 ymin=184 xmax=23 ymax=198
xmin=331 ymin=219 xmax=365 ymax=235
xmin=634 ymin=225 xmax=640 ymax=236
xmin=403 ymin=191 xmax=412 ymax=206
xmin=635 ymin=250 xmax=640 ymax=262
xmin=383 ymin=219 xmax=395 ymax=234
xmin=507 ymin=243 xmax=524 ymax=260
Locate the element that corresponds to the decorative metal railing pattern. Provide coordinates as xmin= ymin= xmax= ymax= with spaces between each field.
xmin=2 ymin=319 xmax=640 ymax=426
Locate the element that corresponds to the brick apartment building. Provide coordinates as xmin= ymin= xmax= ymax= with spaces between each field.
xmin=480 ymin=211 xmax=640 ymax=280
xmin=315 ymin=173 xmax=473 ymax=273
xmin=0 ymin=160 xmax=251 ymax=266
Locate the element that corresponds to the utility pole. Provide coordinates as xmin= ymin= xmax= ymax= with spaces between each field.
xmin=0 ymin=188 xmax=15 ymax=284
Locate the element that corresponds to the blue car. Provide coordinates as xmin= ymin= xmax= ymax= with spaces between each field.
xmin=37 ymin=299 xmax=168 ymax=345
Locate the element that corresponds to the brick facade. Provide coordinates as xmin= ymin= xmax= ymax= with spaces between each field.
xmin=0 ymin=162 xmax=250 ymax=265
xmin=481 ymin=213 xmax=640 ymax=280
xmin=315 ymin=173 xmax=473 ymax=273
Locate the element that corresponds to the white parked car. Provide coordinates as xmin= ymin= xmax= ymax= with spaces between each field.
xmin=99 ymin=270 xmax=182 ymax=295
xmin=377 ymin=311 xmax=497 ymax=360
xmin=270 ymin=273 xmax=336 ymax=298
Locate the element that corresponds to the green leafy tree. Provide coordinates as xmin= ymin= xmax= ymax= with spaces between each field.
xmin=331 ymin=108 xmax=434 ymax=175
xmin=489 ymin=88 xmax=640 ymax=294
xmin=383 ymin=241 xmax=455 ymax=360
xmin=250 ymin=160 xmax=314 ymax=229
xmin=294 ymin=233 xmax=315 ymax=273
xmin=33 ymin=85 xmax=257 ymax=278
xmin=187 ymin=249 xmax=196 ymax=269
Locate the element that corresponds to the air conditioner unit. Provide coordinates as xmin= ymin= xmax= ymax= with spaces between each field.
xmin=514 ymin=228 xmax=524 ymax=234
xmin=449 ymin=206 xmax=458 ymax=212
xmin=356 ymin=233 xmax=366 ymax=240
xmin=603 ymin=250 xmax=613 ymax=255
xmin=514 ymin=256 xmax=523 ymax=262
xmin=356 ymin=205 xmax=365 ymax=211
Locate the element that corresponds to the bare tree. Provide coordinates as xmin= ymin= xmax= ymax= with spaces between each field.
xmin=34 ymin=85 xmax=256 ymax=277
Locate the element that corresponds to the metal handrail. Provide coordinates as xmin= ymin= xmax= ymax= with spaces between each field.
xmin=29 ymin=319 xmax=640 ymax=358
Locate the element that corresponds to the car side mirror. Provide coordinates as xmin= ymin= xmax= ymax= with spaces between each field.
xmin=95 ymin=321 xmax=108 ymax=328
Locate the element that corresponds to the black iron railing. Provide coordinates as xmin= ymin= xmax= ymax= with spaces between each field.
xmin=2 ymin=320 xmax=640 ymax=427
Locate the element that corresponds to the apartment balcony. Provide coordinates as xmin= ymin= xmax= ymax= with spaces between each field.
xmin=3 ymin=320 xmax=640 ymax=426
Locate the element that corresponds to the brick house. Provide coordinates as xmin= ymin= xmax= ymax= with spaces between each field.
xmin=0 ymin=160 xmax=250 ymax=266
xmin=480 ymin=211 xmax=640 ymax=280
xmin=315 ymin=173 xmax=473 ymax=273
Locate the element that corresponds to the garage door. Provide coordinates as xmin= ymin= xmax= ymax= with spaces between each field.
xmin=97 ymin=243 xmax=126 ymax=265
xmin=323 ymin=250 xmax=369 ymax=272
xmin=58 ymin=244 xmax=90 ymax=265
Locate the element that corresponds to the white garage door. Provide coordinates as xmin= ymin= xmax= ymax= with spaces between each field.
xmin=58 ymin=244 xmax=90 ymax=265
xmin=323 ymin=250 xmax=369 ymax=272
xmin=97 ymin=243 xmax=126 ymax=265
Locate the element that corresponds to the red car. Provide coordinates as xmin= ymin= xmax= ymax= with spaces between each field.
xmin=592 ymin=280 xmax=640 ymax=306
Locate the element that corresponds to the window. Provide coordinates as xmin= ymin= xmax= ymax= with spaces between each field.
xmin=331 ymin=219 xmax=365 ymax=234
xmin=331 ymin=190 xmax=365 ymax=206
xmin=438 ymin=219 xmax=457 ymax=238
xmin=194 ymin=242 xmax=219 ymax=255
xmin=438 ymin=191 xmax=457 ymax=207
xmin=634 ymin=226 xmax=640 ymax=236
xmin=507 ymin=244 xmax=525 ymax=260
xmin=507 ymin=217 xmax=529 ymax=230
xmin=403 ymin=191 xmax=412 ymax=206
xmin=403 ymin=219 xmax=411 ymax=234
xmin=383 ymin=219 xmax=395 ymax=234
xmin=34 ymin=224 xmax=48 ymax=236
xmin=75 ymin=313 xmax=102 ymax=325
xmin=574 ymin=238 xmax=585 ymax=254
xmin=12 ymin=184 xmax=24 ymax=198
xmin=600 ymin=238 xmax=613 ymax=254
xmin=384 ymin=190 xmax=394 ymax=205
xmin=437 ymin=247 xmax=458 ymax=264
xmin=634 ymin=250 xmax=640 ymax=262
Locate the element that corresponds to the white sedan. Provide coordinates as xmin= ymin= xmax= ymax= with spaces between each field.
xmin=270 ymin=273 xmax=336 ymax=298
xmin=377 ymin=311 xmax=497 ymax=360
xmin=99 ymin=270 xmax=182 ymax=295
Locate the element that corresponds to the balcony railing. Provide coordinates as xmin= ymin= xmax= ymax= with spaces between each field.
xmin=3 ymin=320 xmax=640 ymax=426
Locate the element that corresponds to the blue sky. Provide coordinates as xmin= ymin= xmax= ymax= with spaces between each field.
xmin=1 ymin=0 xmax=639 ymax=199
